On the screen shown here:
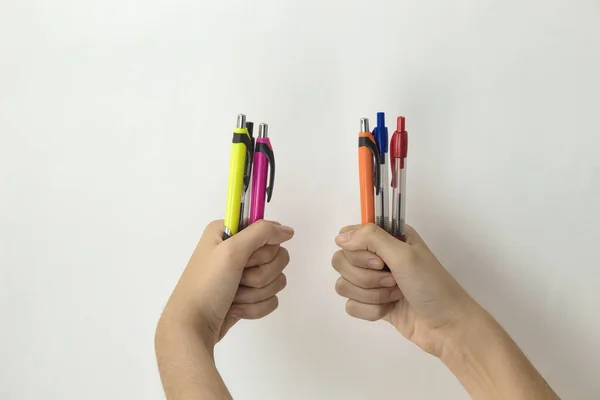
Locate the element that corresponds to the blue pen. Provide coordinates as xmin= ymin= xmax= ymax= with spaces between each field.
xmin=373 ymin=112 xmax=390 ymax=232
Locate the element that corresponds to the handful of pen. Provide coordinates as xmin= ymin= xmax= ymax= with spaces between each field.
xmin=223 ymin=113 xmax=276 ymax=240
xmin=358 ymin=112 xmax=409 ymax=241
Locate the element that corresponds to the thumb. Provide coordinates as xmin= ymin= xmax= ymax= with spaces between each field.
xmin=220 ymin=220 xmax=294 ymax=267
xmin=335 ymin=223 xmax=411 ymax=269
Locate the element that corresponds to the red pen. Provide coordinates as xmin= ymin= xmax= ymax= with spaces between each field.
xmin=390 ymin=116 xmax=408 ymax=241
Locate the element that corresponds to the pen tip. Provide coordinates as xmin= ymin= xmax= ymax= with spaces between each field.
xmin=360 ymin=118 xmax=370 ymax=133
xmin=396 ymin=116 xmax=405 ymax=132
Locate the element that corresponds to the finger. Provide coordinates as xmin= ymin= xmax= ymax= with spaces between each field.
xmin=234 ymin=274 xmax=287 ymax=304
xmin=345 ymin=299 xmax=391 ymax=322
xmin=200 ymin=220 xmax=226 ymax=246
xmin=241 ymin=247 xmax=290 ymax=288
xmin=229 ymin=296 xmax=279 ymax=320
xmin=342 ymin=249 xmax=385 ymax=270
xmin=339 ymin=224 xmax=361 ymax=235
xmin=331 ymin=250 xmax=396 ymax=289
xmin=219 ymin=220 xmax=294 ymax=269
xmin=246 ymin=245 xmax=280 ymax=267
xmin=264 ymin=220 xmax=282 ymax=226
xmin=335 ymin=277 xmax=403 ymax=305
xmin=335 ymin=223 xmax=412 ymax=272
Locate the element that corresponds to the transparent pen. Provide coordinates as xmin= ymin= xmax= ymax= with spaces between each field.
xmin=373 ymin=112 xmax=390 ymax=232
xmin=390 ymin=116 xmax=408 ymax=240
xmin=239 ymin=122 xmax=255 ymax=230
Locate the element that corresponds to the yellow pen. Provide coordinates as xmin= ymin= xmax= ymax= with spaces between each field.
xmin=223 ymin=114 xmax=253 ymax=240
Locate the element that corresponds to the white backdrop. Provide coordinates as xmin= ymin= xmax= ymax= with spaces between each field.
xmin=1 ymin=1 xmax=599 ymax=399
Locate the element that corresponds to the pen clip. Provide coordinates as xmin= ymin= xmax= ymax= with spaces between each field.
xmin=358 ymin=137 xmax=381 ymax=195
xmin=256 ymin=141 xmax=276 ymax=202
xmin=232 ymin=132 xmax=254 ymax=191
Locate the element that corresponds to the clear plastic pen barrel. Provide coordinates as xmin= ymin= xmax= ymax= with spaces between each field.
xmin=241 ymin=179 xmax=252 ymax=229
xmin=376 ymin=162 xmax=390 ymax=231
xmin=391 ymin=160 xmax=407 ymax=237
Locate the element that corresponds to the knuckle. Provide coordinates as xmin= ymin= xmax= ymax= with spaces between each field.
xmin=366 ymin=307 xmax=384 ymax=321
xmin=277 ymin=247 xmax=290 ymax=266
xmin=254 ymin=219 xmax=273 ymax=234
xmin=345 ymin=300 xmax=357 ymax=316
xmin=341 ymin=249 xmax=357 ymax=265
xmin=274 ymin=274 xmax=287 ymax=292
xmin=334 ymin=277 xmax=347 ymax=296
xmin=339 ymin=224 xmax=359 ymax=234
xmin=331 ymin=251 xmax=344 ymax=271
xmin=243 ymin=270 xmax=264 ymax=288
xmin=363 ymin=223 xmax=378 ymax=235
xmin=253 ymin=272 xmax=268 ymax=288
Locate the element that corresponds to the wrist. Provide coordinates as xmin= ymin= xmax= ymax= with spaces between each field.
xmin=439 ymin=305 xmax=559 ymax=399
xmin=156 ymin=313 xmax=216 ymax=358
xmin=160 ymin=292 xmax=219 ymax=350
xmin=439 ymin=304 xmax=497 ymax=371
xmin=439 ymin=306 xmax=506 ymax=397
xmin=155 ymin=316 xmax=233 ymax=400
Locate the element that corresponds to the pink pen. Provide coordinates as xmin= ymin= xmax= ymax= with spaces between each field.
xmin=249 ymin=123 xmax=275 ymax=224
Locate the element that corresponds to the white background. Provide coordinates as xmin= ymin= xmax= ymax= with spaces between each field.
xmin=1 ymin=1 xmax=599 ymax=399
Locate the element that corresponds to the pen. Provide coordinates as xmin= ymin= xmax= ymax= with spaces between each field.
xmin=249 ymin=123 xmax=275 ymax=224
xmin=223 ymin=114 xmax=253 ymax=240
xmin=373 ymin=112 xmax=390 ymax=232
xmin=358 ymin=117 xmax=381 ymax=225
xmin=240 ymin=121 xmax=255 ymax=230
xmin=390 ymin=116 xmax=408 ymax=241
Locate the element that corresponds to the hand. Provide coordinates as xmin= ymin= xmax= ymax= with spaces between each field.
xmin=159 ymin=219 xmax=294 ymax=349
xmin=332 ymin=223 xmax=480 ymax=358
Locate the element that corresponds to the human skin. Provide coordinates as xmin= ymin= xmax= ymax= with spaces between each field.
xmin=332 ymin=223 xmax=560 ymax=400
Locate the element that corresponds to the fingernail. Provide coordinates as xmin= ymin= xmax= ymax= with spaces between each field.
xmin=368 ymin=258 xmax=383 ymax=268
xmin=390 ymin=289 xmax=403 ymax=301
xmin=336 ymin=231 xmax=354 ymax=243
xmin=281 ymin=225 xmax=294 ymax=235
xmin=380 ymin=276 xmax=397 ymax=287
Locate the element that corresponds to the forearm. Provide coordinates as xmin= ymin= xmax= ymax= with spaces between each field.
xmin=155 ymin=319 xmax=232 ymax=400
xmin=441 ymin=308 xmax=560 ymax=400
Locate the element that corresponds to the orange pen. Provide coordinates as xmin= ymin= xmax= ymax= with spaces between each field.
xmin=358 ymin=117 xmax=381 ymax=225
